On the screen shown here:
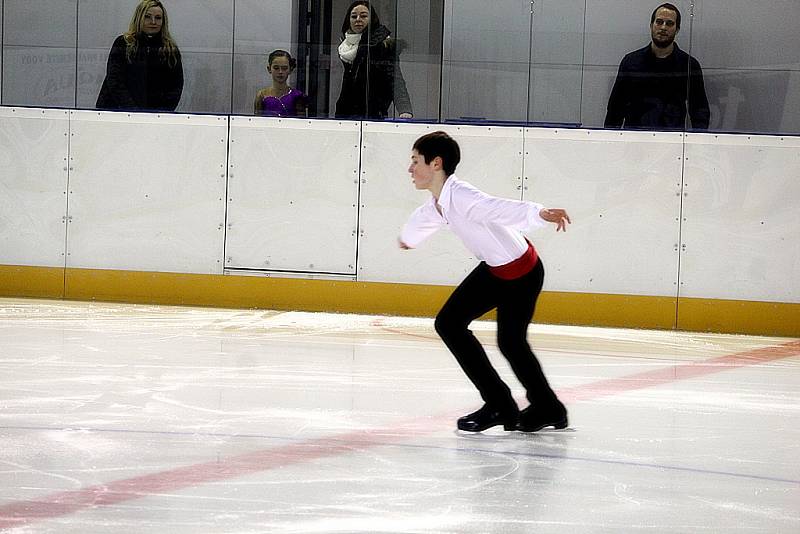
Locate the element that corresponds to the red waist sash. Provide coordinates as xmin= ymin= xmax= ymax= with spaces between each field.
xmin=488 ymin=241 xmax=538 ymax=280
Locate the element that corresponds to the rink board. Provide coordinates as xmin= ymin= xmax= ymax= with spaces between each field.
xmin=225 ymin=116 xmax=361 ymax=275
xmin=0 ymin=107 xmax=70 ymax=268
xmin=2 ymin=265 xmax=795 ymax=336
xmin=1 ymin=107 xmax=799 ymax=335
xmin=65 ymin=110 xmax=228 ymax=275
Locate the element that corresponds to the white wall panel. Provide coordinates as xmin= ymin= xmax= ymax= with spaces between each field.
xmin=702 ymin=68 xmax=799 ymax=134
xmin=440 ymin=0 xmax=531 ymax=122
xmin=781 ymin=72 xmax=800 ymax=134
xmin=690 ymin=0 xmax=799 ymax=70
xmin=531 ymin=0 xmax=585 ymax=65
xmin=176 ymin=52 xmax=232 ymax=114
xmin=225 ymin=117 xmax=360 ymax=274
xmin=529 ymin=65 xmax=582 ymax=125
xmin=66 ymin=110 xmax=228 ymax=274
xmin=395 ymin=0 xmax=443 ymax=122
xmin=441 ymin=61 xmax=529 ymax=122
xmin=528 ymin=0 xmax=585 ymax=125
xmin=393 ymin=54 xmax=441 ymax=122
xmin=2 ymin=46 xmax=77 ymax=108
xmin=443 ymin=0 xmax=531 ymax=63
xmin=524 ymin=128 xmax=684 ymax=296
xmin=0 ymin=1 xmax=3 ymax=103
xmin=680 ymin=133 xmax=800 ymax=303
xmin=1 ymin=0 xmax=77 ymax=108
xmin=580 ymin=65 xmax=625 ymax=129
xmin=3 ymin=0 xmax=77 ymax=47
xmin=0 ymin=107 xmax=69 ymax=267
xmin=358 ymin=122 xmax=524 ymax=285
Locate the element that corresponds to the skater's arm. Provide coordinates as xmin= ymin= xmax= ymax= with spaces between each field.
xmin=458 ymin=185 xmax=548 ymax=230
xmin=399 ymin=202 xmax=445 ymax=249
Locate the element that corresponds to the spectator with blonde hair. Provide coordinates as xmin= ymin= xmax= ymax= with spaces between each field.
xmin=96 ymin=0 xmax=183 ymax=111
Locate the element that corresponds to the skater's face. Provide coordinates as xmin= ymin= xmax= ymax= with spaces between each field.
xmin=408 ymin=149 xmax=438 ymax=190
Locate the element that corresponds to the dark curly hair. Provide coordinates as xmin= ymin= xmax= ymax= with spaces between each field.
xmin=340 ymin=1 xmax=382 ymax=37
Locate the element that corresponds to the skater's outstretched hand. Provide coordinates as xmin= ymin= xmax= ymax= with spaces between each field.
xmin=539 ymin=208 xmax=571 ymax=232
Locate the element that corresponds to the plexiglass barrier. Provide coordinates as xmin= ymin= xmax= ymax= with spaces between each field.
xmin=1 ymin=0 xmax=798 ymax=134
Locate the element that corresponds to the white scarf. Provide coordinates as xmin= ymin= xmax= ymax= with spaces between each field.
xmin=338 ymin=32 xmax=362 ymax=64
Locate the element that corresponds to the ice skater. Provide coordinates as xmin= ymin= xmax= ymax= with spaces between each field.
xmin=398 ymin=131 xmax=570 ymax=432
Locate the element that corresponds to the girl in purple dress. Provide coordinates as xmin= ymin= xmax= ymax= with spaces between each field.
xmin=254 ymin=50 xmax=307 ymax=117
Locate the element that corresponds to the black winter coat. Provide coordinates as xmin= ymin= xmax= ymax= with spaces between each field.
xmin=96 ymin=33 xmax=184 ymax=112
xmin=604 ymin=43 xmax=709 ymax=130
xmin=335 ymin=25 xmax=412 ymax=119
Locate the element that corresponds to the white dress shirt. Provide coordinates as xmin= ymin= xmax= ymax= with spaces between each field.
xmin=400 ymin=175 xmax=547 ymax=267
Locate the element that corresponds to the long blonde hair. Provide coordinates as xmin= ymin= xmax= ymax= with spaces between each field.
xmin=123 ymin=0 xmax=179 ymax=67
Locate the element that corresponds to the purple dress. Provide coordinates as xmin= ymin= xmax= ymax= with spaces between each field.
xmin=257 ymin=88 xmax=306 ymax=117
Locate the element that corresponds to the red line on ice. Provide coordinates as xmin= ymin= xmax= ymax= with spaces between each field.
xmin=1 ymin=339 xmax=798 ymax=529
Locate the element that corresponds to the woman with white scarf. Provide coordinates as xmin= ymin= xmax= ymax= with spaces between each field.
xmin=334 ymin=1 xmax=413 ymax=120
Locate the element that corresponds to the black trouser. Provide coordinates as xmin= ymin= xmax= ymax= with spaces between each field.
xmin=434 ymin=258 xmax=559 ymax=412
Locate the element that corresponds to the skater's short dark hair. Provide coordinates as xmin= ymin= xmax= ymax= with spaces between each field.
xmin=413 ymin=131 xmax=461 ymax=176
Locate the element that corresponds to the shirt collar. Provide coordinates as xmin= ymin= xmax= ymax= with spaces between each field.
xmin=429 ymin=175 xmax=455 ymax=221
xmin=437 ymin=174 xmax=456 ymax=207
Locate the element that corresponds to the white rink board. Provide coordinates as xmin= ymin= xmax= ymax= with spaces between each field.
xmin=523 ymin=128 xmax=684 ymax=296
xmin=225 ymin=117 xmax=360 ymax=274
xmin=681 ymin=133 xmax=800 ymax=303
xmin=2 ymin=108 xmax=798 ymax=308
xmin=358 ymin=122 xmax=525 ymax=285
xmin=65 ymin=111 xmax=228 ymax=274
xmin=0 ymin=107 xmax=69 ymax=267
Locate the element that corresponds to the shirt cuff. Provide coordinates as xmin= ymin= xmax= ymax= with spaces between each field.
xmin=527 ymin=202 xmax=548 ymax=229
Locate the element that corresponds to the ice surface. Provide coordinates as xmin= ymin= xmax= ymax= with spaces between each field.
xmin=0 ymin=298 xmax=798 ymax=533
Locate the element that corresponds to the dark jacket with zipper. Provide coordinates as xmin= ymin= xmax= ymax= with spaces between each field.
xmin=96 ymin=33 xmax=183 ymax=112
xmin=335 ymin=24 xmax=412 ymax=119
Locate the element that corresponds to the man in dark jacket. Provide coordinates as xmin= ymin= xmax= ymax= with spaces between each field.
xmin=605 ymin=3 xmax=709 ymax=130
